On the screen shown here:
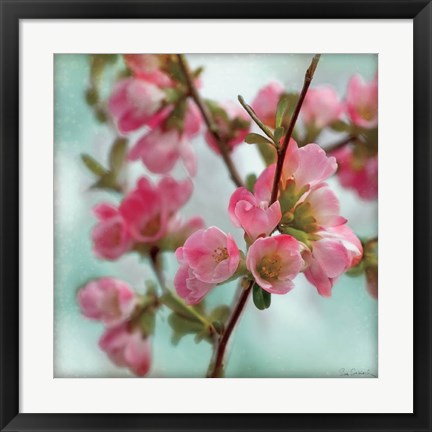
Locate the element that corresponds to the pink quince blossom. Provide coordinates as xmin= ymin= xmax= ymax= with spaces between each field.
xmin=205 ymin=101 xmax=250 ymax=153
xmin=228 ymin=186 xmax=282 ymax=242
xmin=304 ymin=225 xmax=363 ymax=297
xmin=174 ymin=263 xmax=216 ymax=305
xmin=301 ymin=183 xmax=347 ymax=228
xmin=175 ymin=227 xmax=241 ymax=285
xmin=92 ymin=203 xmax=134 ymax=260
xmin=167 ymin=216 xmax=205 ymax=244
xmin=128 ymin=101 xmax=202 ymax=176
xmin=333 ymin=146 xmax=378 ymax=200
xmin=99 ymin=323 xmax=152 ymax=376
xmin=256 ymin=139 xmax=337 ymax=200
xmin=77 ymin=278 xmax=137 ymax=327
xmin=246 ymin=235 xmax=304 ymax=294
xmin=301 ymin=86 xmax=344 ymax=128
xmin=251 ymin=81 xmax=285 ymax=128
xmin=123 ymin=54 xmax=173 ymax=88
xmin=119 ymin=176 xmax=193 ymax=243
xmin=285 ymin=140 xmax=338 ymax=190
xmin=346 ymin=74 xmax=378 ymax=129
xmin=108 ymin=77 xmax=166 ymax=134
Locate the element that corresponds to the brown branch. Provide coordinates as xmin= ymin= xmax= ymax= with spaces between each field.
xmin=149 ymin=246 xmax=168 ymax=295
xmin=324 ymin=135 xmax=357 ymax=154
xmin=177 ymin=54 xmax=244 ymax=188
xmin=207 ymin=280 xmax=253 ymax=378
xmin=269 ymin=54 xmax=321 ymax=205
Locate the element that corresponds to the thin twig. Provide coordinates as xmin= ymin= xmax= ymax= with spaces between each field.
xmin=207 ymin=280 xmax=253 ymax=378
xmin=238 ymin=95 xmax=275 ymax=141
xmin=269 ymin=54 xmax=321 ymax=205
xmin=150 ymin=246 xmax=217 ymax=336
xmin=324 ymin=135 xmax=357 ymax=154
xmin=149 ymin=246 xmax=168 ymax=295
xmin=177 ymin=54 xmax=244 ymax=188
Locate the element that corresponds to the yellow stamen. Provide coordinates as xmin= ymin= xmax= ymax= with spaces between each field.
xmin=212 ymin=247 xmax=229 ymax=263
xmin=258 ymin=254 xmax=282 ymax=279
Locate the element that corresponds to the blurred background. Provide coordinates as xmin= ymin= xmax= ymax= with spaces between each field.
xmin=54 ymin=53 xmax=378 ymax=378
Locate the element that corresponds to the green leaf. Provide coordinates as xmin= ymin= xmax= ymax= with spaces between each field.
xmin=81 ymin=154 xmax=107 ymax=177
xmin=275 ymin=95 xmax=290 ymax=128
xmin=139 ymin=312 xmax=156 ymax=337
xmin=209 ymin=305 xmax=230 ymax=324
xmin=95 ymin=108 xmax=108 ymax=123
xmin=159 ymin=291 xmax=203 ymax=323
xmin=164 ymin=88 xmax=184 ymax=104
xmin=257 ymin=142 xmax=277 ymax=166
xmin=211 ymin=320 xmax=224 ymax=334
xmin=205 ymin=100 xmax=229 ymax=122
xmin=167 ymin=60 xmax=187 ymax=84
xmin=109 ymin=138 xmax=128 ymax=174
xmin=278 ymin=225 xmax=310 ymax=244
xmin=273 ymin=126 xmax=285 ymax=144
xmin=168 ymin=313 xmax=204 ymax=345
xmin=252 ymin=283 xmax=271 ymax=310
xmin=237 ymin=95 xmax=275 ymax=141
xmin=246 ymin=173 xmax=257 ymax=192
xmin=91 ymin=173 xmax=121 ymax=193
xmin=193 ymin=66 xmax=204 ymax=78
xmin=245 ymin=133 xmax=274 ymax=146
xmin=85 ymin=87 xmax=99 ymax=106
xmin=231 ymin=117 xmax=250 ymax=130
xmin=346 ymin=261 xmax=365 ymax=277
xmin=165 ymin=99 xmax=187 ymax=131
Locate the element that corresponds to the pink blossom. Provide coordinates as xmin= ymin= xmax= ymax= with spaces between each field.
xmin=99 ymin=323 xmax=152 ymax=376
xmin=287 ymin=141 xmax=338 ymax=190
xmin=119 ymin=177 xmax=193 ymax=243
xmin=228 ymin=187 xmax=281 ymax=241
xmin=77 ymin=278 xmax=137 ymax=327
xmin=304 ymin=225 xmax=363 ymax=296
xmin=123 ymin=54 xmax=173 ymax=87
xmin=129 ymin=128 xmax=196 ymax=176
xmin=175 ymin=227 xmax=241 ymax=285
xmin=246 ymin=235 xmax=304 ymax=294
xmin=254 ymin=163 xmax=276 ymax=203
xmin=333 ymin=146 xmax=378 ymax=200
xmin=92 ymin=203 xmax=133 ymax=260
xmin=346 ymin=74 xmax=378 ymax=129
xmin=174 ymin=263 xmax=216 ymax=305
xmin=205 ymin=101 xmax=250 ymax=153
xmin=251 ymin=81 xmax=285 ymax=128
xmin=301 ymin=183 xmax=347 ymax=228
xmin=167 ymin=216 xmax=205 ymax=246
xmin=255 ymin=139 xmax=337 ymax=200
xmin=128 ymin=102 xmax=202 ymax=176
xmin=108 ymin=78 xmax=166 ymax=134
xmin=301 ymin=86 xmax=344 ymax=128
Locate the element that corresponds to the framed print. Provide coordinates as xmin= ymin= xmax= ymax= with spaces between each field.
xmin=1 ymin=0 xmax=431 ymax=431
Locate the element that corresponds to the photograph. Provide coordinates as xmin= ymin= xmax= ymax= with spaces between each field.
xmin=54 ymin=53 xmax=379 ymax=379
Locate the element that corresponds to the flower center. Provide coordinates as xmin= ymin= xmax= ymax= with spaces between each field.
xmin=141 ymin=215 xmax=161 ymax=237
xmin=358 ymin=104 xmax=376 ymax=121
xmin=212 ymin=247 xmax=229 ymax=264
xmin=258 ymin=254 xmax=282 ymax=279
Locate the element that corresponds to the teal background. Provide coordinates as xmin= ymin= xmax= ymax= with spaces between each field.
xmin=54 ymin=54 xmax=378 ymax=378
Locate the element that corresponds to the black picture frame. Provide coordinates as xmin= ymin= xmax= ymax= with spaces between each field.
xmin=1 ymin=1 xmax=431 ymax=431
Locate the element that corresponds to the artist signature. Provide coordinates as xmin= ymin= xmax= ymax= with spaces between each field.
xmin=339 ymin=368 xmax=377 ymax=378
